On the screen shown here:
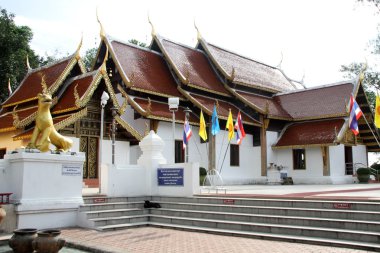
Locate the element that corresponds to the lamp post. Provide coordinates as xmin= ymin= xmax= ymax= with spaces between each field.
xmin=111 ymin=107 xmax=118 ymax=165
xmin=183 ymin=107 xmax=192 ymax=163
xmin=168 ymin=97 xmax=179 ymax=163
xmin=99 ymin=91 xmax=109 ymax=193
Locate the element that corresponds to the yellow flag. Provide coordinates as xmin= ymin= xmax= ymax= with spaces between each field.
xmin=199 ymin=110 xmax=208 ymax=141
xmin=226 ymin=109 xmax=234 ymax=141
xmin=375 ymin=96 xmax=380 ymax=128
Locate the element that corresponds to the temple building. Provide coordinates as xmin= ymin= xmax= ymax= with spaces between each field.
xmin=0 ymin=20 xmax=378 ymax=186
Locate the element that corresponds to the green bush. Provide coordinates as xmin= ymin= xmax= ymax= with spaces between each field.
xmin=370 ymin=163 xmax=380 ymax=172
xmin=356 ymin=167 xmax=370 ymax=175
xmin=199 ymin=167 xmax=207 ymax=176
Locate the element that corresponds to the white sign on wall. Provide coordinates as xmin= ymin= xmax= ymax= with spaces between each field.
xmin=62 ymin=164 xmax=82 ymax=176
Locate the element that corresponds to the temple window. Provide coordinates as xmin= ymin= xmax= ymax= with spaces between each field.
xmin=230 ymin=144 xmax=240 ymax=166
xmin=175 ymin=140 xmax=185 ymax=163
xmin=293 ymin=149 xmax=306 ymax=170
xmin=0 ymin=148 xmax=5 ymax=159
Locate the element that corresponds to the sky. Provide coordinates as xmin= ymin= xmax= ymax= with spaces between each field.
xmin=0 ymin=0 xmax=379 ymax=87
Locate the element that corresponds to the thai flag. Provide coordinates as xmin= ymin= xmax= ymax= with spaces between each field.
xmin=234 ymin=111 xmax=246 ymax=145
xmin=183 ymin=119 xmax=192 ymax=149
xmin=349 ymin=95 xmax=363 ymax=136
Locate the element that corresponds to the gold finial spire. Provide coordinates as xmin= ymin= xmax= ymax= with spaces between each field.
xmin=7 ymin=78 xmax=12 ymax=96
xmin=26 ymin=54 xmax=31 ymax=71
xmin=100 ymin=45 xmax=109 ymax=74
xmin=146 ymin=97 xmax=152 ymax=115
xmin=41 ymin=75 xmax=48 ymax=94
xmin=75 ymin=33 xmax=83 ymax=59
xmin=96 ymin=7 xmax=106 ymax=38
xmin=74 ymin=83 xmax=81 ymax=107
xmin=230 ymin=67 xmax=236 ymax=81
xmin=194 ymin=20 xmax=202 ymax=40
xmin=148 ymin=14 xmax=156 ymax=36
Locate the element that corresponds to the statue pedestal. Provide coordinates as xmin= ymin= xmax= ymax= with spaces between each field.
xmin=4 ymin=151 xmax=85 ymax=229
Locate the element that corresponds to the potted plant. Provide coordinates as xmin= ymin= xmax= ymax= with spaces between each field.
xmin=356 ymin=167 xmax=370 ymax=183
xmin=370 ymin=163 xmax=380 ymax=181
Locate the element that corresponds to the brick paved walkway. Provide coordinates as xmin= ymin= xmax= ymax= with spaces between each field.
xmin=61 ymin=227 xmax=372 ymax=253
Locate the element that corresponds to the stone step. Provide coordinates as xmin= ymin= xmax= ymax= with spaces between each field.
xmin=148 ymin=215 xmax=380 ymax=244
xmin=152 ymin=196 xmax=380 ymax=211
xmin=149 ymin=208 xmax=380 ymax=232
xmin=79 ymin=201 xmax=143 ymax=212
xmin=147 ymin=222 xmax=380 ymax=252
xmin=84 ymin=208 xmax=145 ymax=219
xmin=97 ymin=221 xmax=149 ymax=231
xmin=90 ymin=215 xmax=149 ymax=227
xmin=83 ymin=196 xmax=148 ymax=205
xmin=156 ymin=202 xmax=380 ymax=221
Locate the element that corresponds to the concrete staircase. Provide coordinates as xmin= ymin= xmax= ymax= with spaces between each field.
xmin=78 ymin=196 xmax=380 ymax=251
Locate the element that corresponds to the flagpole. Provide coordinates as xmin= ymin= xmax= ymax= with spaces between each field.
xmin=219 ymin=140 xmax=231 ymax=174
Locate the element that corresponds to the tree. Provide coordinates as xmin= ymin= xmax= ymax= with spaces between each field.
xmin=341 ymin=1 xmax=380 ymax=108
xmin=128 ymin=39 xmax=147 ymax=48
xmin=82 ymin=47 xmax=97 ymax=71
xmin=0 ymin=7 xmax=41 ymax=103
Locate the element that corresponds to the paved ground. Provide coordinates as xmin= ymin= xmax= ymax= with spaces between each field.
xmin=60 ymin=226 xmax=373 ymax=253
xmin=2 ymin=184 xmax=379 ymax=252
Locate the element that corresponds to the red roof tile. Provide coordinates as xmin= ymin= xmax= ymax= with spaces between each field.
xmin=274 ymin=119 xmax=345 ymax=148
xmin=110 ymin=40 xmax=182 ymax=98
xmin=2 ymin=58 xmax=72 ymax=108
xmin=132 ymin=97 xmax=198 ymax=124
xmin=0 ymin=107 xmax=38 ymax=132
xmin=159 ymin=38 xmax=228 ymax=96
xmin=52 ymin=73 xmax=96 ymax=114
xmin=236 ymin=91 xmax=291 ymax=119
xmin=203 ymin=42 xmax=296 ymax=92
xmin=274 ymin=82 xmax=353 ymax=120
xmin=188 ymin=93 xmax=260 ymax=126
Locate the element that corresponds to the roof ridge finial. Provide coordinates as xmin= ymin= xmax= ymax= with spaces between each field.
xmin=148 ymin=13 xmax=156 ymax=36
xmin=75 ymin=33 xmax=83 ymax=59
xmin=26 ymin=54 xmax=31 ymax=71
xmin=8 ymin=78 xmax=12 ymax=96
xmin=96 ymin=7 xmax=106 ymax=38
xmin=41 ymin=75 xmax=48 ymax=94
xmin=276 ymin=51 xmax=283 ymax=69
xmin=194 ymin=19 xmax=202 ymax=40
xmin=100 ymin=45 xmax=109 ymax=74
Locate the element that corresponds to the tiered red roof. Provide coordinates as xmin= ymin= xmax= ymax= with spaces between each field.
xmin=131 ymin=97 xmax=199 ymax=124
xmin=199 ymin=41 xmax=296 ymax=92
xmin=109 ymin=39 xmax=182 ymax=98
xmin=274 ymin=119 xmax=345 ymax=148
xmin=2 ymin=58 xmax=73 ymax=108
xmin=274 ymin=82 xmax=353 ymax=120
xmin=157 ymin=37 xmax=228 ymax=96
xmin=52 ymin=72 xmax=97 ymax=114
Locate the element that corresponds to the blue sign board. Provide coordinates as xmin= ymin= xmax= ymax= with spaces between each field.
xmin=157 ymin=168 xmax=184 ymax=186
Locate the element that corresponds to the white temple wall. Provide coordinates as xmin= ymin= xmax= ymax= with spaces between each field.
xmin=216 ymin=130 xmax=261 ymax=184
xmin=329 ymin=145 xmax=345 ymax=177
xmin=267 ymin=131 xmax=279 ymax=166
xmin=352 ymin=144 xmax=368 ymax=168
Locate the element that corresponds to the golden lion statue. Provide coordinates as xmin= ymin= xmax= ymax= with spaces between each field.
xmin=26 ymin=91 xmax=73 ymax=152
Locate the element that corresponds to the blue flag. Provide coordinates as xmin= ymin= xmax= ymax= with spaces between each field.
xmin=211 ymin=105 xmax=220 ymax=135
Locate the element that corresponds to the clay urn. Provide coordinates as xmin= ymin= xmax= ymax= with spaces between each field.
xmin=32 ymin=229 xmax=66 ymax=253
xmin=8 ymin=228 xmax=37 ymax=253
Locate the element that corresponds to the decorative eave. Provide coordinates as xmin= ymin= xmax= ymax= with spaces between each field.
xmin=224 ymin=84 xmax=266 ymax=115
xmin=117 ymin=84 xmax=148 ymax=117
xmin=12 ymin=108 xmax=88 ymax=141
xmin=177 ymin=86 xmax=212 ymax=116
xmin=272 ymin=143 xmax=335 ymax=150
xmin=178 ymin=86 xmax=260 ymax=126
xmin=0 ymin=126 xmax=16 ymax=133
xmin=114 ymin=115 xmax=143 ymax=141
xmin=104 ymin=38 xmax=132 ymax=87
